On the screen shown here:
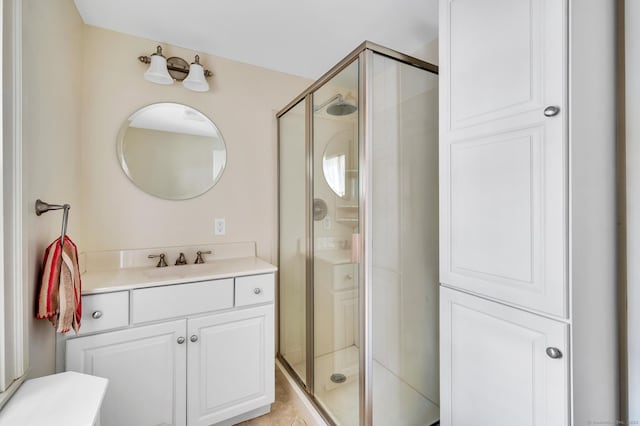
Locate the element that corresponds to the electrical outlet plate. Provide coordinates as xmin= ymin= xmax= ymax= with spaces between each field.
xmin=214 ymin=218 xmax=225 ymax=235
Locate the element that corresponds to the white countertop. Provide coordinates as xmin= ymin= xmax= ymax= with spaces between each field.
xmin=82 ymin=256 xmax=277 ymax=295
xmin=0 ymin=372 xmax=108 ymax=426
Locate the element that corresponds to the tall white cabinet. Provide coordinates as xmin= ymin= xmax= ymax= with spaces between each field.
xmin=439 ymin=0 xmax=618 ymax=424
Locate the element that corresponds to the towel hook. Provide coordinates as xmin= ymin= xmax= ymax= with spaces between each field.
xmin=35 ymin=199 xmax=70 ymax=249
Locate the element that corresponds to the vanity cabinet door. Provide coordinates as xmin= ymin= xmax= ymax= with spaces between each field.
xmin=66 ymin=320 xmax=187 ymax=426
xmin=187 ymin=305 xmax=274 ymax=426
xmin=440 ymin=287 xmax=569 ymax=426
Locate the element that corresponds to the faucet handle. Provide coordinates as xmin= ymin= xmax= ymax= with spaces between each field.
xmin=148 ymin=253 xmax=168 ymax=268
xmin=195 ymin=250 xmax=212 ymax=264
xmin=175 ymin=252 xmax=187 ymax=266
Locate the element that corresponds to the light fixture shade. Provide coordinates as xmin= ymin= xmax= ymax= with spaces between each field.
xmin=182 ymin=63 xmax=210 ymax=92
xmin=144 ymin=54 xmax=173 ymax=85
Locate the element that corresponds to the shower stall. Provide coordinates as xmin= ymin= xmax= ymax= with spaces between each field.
xmin=277 ymin=42 xmax=439 ymax=426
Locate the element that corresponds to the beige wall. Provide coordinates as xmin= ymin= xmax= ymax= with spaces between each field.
xmin=413 ymin=38 xmax=439 ymax=66
xmin=23 ymin=0 xmax=85 ymax=378
xmin=80 ymin=26 xmax=310 ymax=262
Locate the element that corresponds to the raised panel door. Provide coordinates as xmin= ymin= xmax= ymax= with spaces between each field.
xmin=440 ymin=0 xmax=565 ymax=135
xmin=443 ymin=124 xmax=566 ymax=316
xmin=66 ymin=320 xmax=187 ymax=426
xmin=440 ymin=287 xmax=569 ymax=426
xmin=187 ymin=306 xmax=274 ymax=426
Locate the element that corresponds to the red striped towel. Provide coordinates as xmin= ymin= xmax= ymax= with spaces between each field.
xmin=36 ymin=236 xmax=82 ymax=334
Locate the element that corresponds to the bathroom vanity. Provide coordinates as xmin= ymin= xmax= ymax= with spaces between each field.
xmin=57 ymin=242 xmax=276 ymax=426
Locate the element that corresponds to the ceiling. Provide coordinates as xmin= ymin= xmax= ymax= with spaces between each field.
xmin=73 ymin=0 xmax=438 ymax=79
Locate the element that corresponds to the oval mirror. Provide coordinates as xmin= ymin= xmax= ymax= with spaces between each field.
xmin=117 ymin=103 xmax=227 ymax=200
xmin=322 ymin=129 xmax=357 ymax=199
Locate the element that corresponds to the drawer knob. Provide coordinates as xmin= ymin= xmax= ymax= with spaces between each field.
xmin=543 ymin=105 xmax=560 ymax=117
xmin=91 ymin=311 xmax=103 ymax=319
xmin=345 ymin=274 xmax=353 ymax=280
xmin=546 ymin=347 xmax=563 ymax=359
xmin=177 ymin=337 xmax=185 ymax=344
xmin=190 ymin=335 xmax=199 ymax=343
xmin=254 ymin=288 xmax=262 ymax=295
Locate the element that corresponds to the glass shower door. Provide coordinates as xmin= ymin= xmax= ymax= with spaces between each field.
xmin=369 ymin=52 xmax=440 ymax=425
xmin=279 ymin=100 xmax=308 ymax=384
xmin=312 ymin=59 xmax=360 ymax=426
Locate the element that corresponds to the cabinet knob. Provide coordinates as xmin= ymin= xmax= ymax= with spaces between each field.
xmin=177 ymin=337 xmax=185 ymax=344
xmin=543 ymin=106 xmax=560 ymax=117
xmin=546 ymin=347 xmax=563 ymax=359
xmin=345 ymin=274 xmax=353 ymax=280
xmin=190 ymin=335 xmax=199 ymax=343
xmin=91 ymin=311 xmax=103 ymax=319
xmin=254 ymin=288 xmax=262 ymax=295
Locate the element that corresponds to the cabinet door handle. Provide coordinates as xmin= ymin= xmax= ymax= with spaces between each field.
xmin=177 ymin=337 xmax=185 ymax=344
xmin=254 ymin=288 xmax=262 ymax=295
xmin=546 ymin=347 xmax=563 ymax=359
xmin=345 ymin=274 xmax=353 ymax=280
xmin=91 ymin=311 xmax=103 ymax=319
xmin=190 ymin=335 xmax=199 ymax=343
xmin=543 ymin=106 xmax=560 ymax=117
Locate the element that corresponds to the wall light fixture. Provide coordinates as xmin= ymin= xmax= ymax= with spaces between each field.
xmin=138 ymin=45 xmax=213 ymax=92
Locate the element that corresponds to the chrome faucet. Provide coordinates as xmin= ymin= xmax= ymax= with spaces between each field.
xmin=175 ymin=252 xmax=187 ymax=266
xmin=194 ymin=250 xmax=212 ymax=264
xmin=148 ymin=253 xmax=168 ymax=268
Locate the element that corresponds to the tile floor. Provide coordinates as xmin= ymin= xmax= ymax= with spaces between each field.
xmin=235 ymin=367 xmax=312 ymax=426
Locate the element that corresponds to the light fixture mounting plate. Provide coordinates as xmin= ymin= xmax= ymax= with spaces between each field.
xmin=166 ymin=57 xmax=190 ymax=81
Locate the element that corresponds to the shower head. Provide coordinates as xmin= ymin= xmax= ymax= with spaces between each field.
xmin=327 ymin=99 xmax=357 ymax=116
xmin=314 ymin=94 xmax=358 ymax=116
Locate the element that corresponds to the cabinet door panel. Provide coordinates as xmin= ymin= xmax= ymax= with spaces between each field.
xmin=441 ymin=0 xmax=565 ymax=134
xmin=187 ymin=306 xmax=274 ymax=426
xmin=442 ymin=125 xmax=566 ymax=316
xmin=440 ymin=287 xmax=569 ymax=426
xmin=66 ymin=320 xmax=187 ymax=426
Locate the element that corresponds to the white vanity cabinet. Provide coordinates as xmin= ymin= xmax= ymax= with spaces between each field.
xmin=63 ymin=272 xmax=275 ymax=426
xmin=187 ymin=306 xmax=274 ymax=426
xmin=439 ymin=0 xmax=617 ymax=424
xmin=66 ymin=320 xmax=187 ymax=426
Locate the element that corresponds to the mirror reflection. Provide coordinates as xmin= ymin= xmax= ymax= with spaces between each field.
xmin=117 ymin=103 xmax=226 ymax=200
xmin=322 ymin=129 xmax=356 ymax=199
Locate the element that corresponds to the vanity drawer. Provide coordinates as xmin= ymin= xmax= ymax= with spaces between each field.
xmin=333 ymin=264 xmax=357 ymax=291
xmin=131 ymin=279 xmax=234 ymax=324
xmin=81 ymin=291 xmax=129 ymax=334
xmin=235 ymin=274 xmax=274 ymax=307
